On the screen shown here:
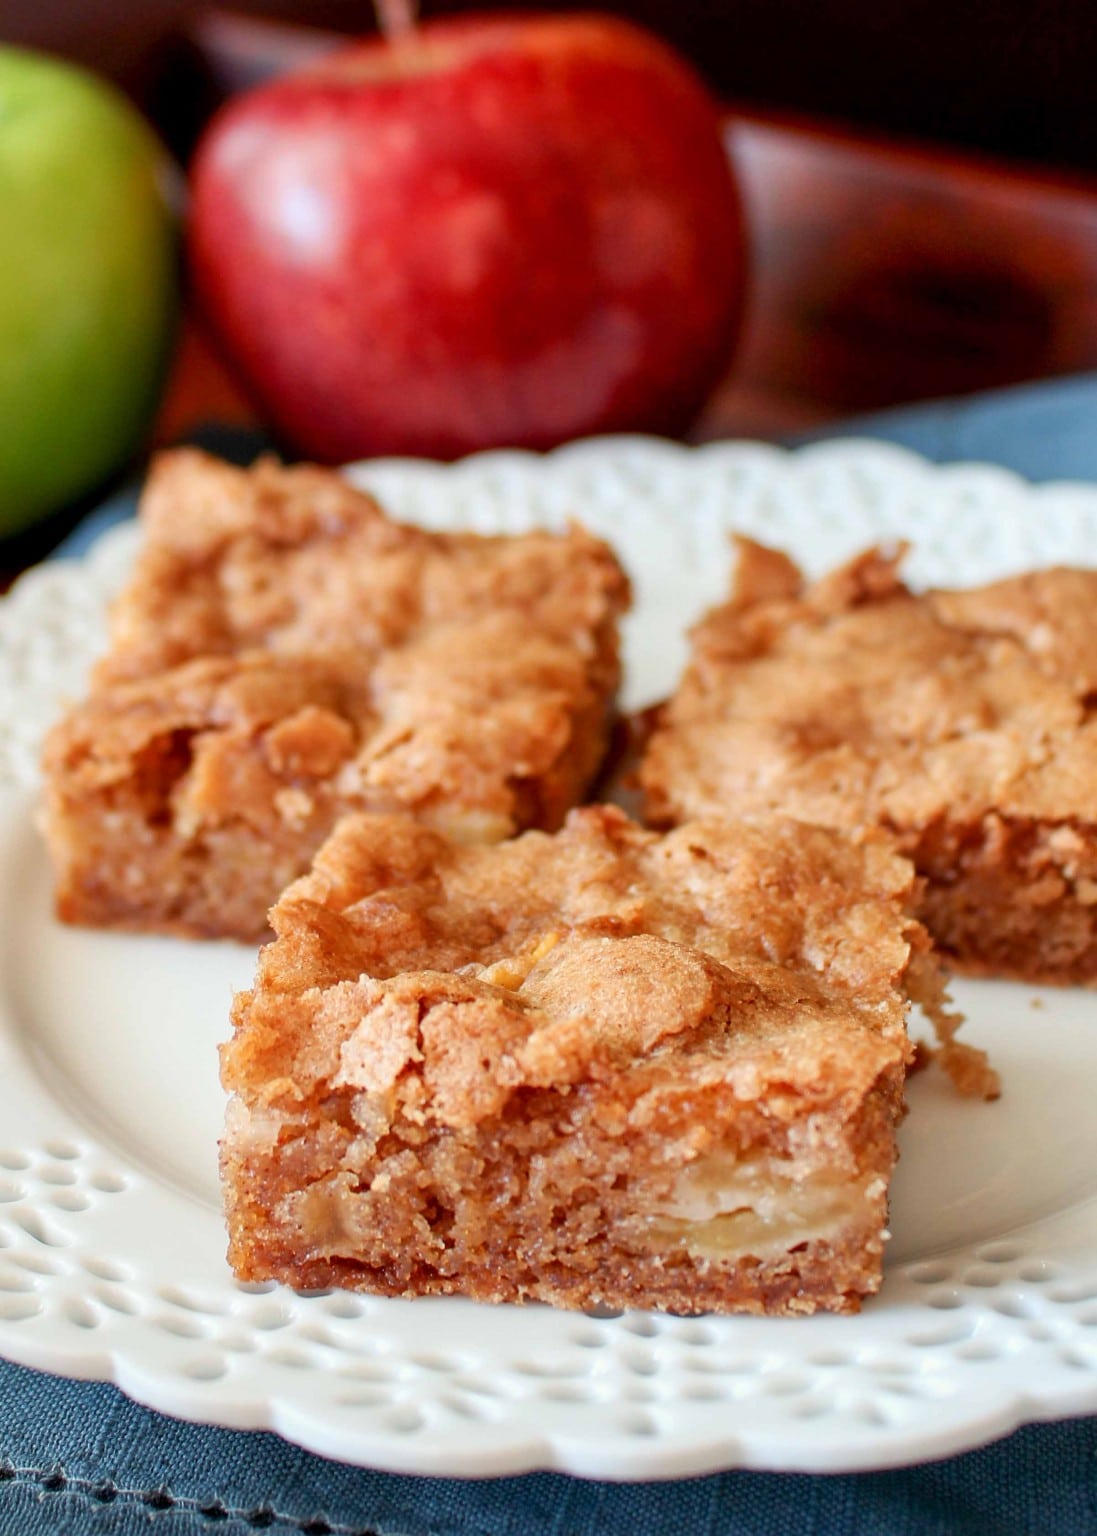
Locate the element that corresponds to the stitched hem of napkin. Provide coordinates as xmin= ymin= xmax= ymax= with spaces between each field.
xmin=0 ymin=1459 xmax=394 ymax=1535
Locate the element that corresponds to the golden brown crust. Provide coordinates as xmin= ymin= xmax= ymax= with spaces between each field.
xmin=43 ymin=451 xmax=630 ymax=938
xmin=101 ymin=450 xmax=630 ymax=683
xmin=264 ymin=804 xmax=921 ymax=1003
xmin=222 ymin=807 xmax=926 ymax=1315
xmin=641 ymin=538 xmax=1097 ymax=984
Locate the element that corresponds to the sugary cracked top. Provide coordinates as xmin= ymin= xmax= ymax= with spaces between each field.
xmin=99 ymin=449 xmax=629 ymax=683
xmin=226 ymin=807 xmax=921 ymax=1130
xmin=642 ymin=538 xmax=1097 ymax=830
xmin=55 ymin=450 xmax=630 ymax=843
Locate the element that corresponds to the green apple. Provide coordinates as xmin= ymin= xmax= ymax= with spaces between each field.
xmin=0 ymin=48 xmax=177 ymax=535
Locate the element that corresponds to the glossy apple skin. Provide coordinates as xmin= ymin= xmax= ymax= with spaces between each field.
xmin=0 ymin=49 xmax=176 ymax=534
xmin=189 ymin=14 xmax=745 ymax=460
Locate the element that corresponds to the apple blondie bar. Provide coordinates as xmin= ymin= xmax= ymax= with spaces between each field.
xmin=43 ymin=451 xmax=629 ymax=938
xmin=222 ymin=805 xmax=938 ymax=1315
xmin=642 ymin=537 xmax=1097 ymax=985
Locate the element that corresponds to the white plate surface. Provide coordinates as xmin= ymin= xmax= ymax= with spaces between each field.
xmin=2 ymin=436 xmax=1097 ymax=1479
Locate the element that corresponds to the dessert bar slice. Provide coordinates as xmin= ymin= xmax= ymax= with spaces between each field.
xmin=222 ymin=805 xmax=935 ymax=1315
xmin=43 ymin=451 xmax=629 ymax=938
xmin=642 ymin=537 xmax=1097 ymax=985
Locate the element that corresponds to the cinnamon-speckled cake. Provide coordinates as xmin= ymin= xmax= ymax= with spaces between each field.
xmin=222 ymin=805 xmax=947 ymax=1315
xmin=43 ymin=450 xmax=629 ymax=939
xmin=643 ymin=537 xmax=1097 ymax=986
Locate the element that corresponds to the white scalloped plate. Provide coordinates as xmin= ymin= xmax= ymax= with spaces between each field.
xmin=2 ymin=436 xmax=1097 ymax=1479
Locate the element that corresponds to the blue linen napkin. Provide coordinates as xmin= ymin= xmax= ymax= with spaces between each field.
xmin=10 ymin=370 xmax=1097 ymax=1535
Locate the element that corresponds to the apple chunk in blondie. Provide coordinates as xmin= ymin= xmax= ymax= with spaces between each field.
xmin=42 ymin=450 xmax=629 ymax=939
xmin=641 ymin=537 xmax=1097 ymax=985
xmin=222 ymin=806 xmax=937 ymax=1315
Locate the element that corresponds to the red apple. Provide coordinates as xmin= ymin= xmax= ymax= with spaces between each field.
xmin=189 ymin=12 xmax=745 ymax=461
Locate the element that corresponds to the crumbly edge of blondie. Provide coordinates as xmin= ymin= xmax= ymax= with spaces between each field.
xmin=914 ymin=812 xmax=1097 ymax=987
xmin=640 ymin=535 xmax=1097 ymax=997
xmin=221 ymin=808 xmax=928 ymax=1314
xmin=43 ymin=610 xmax=621 ymax=940
xmin=42 ymin=453 xmax=631 ymax=938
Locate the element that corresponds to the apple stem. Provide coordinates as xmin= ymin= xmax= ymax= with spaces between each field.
xmin=374 ymin=0 xmax=418 ymax=42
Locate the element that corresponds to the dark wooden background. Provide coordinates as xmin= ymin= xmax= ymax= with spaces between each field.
xmin=4 ymin=0 xmax=1097 ymax=172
